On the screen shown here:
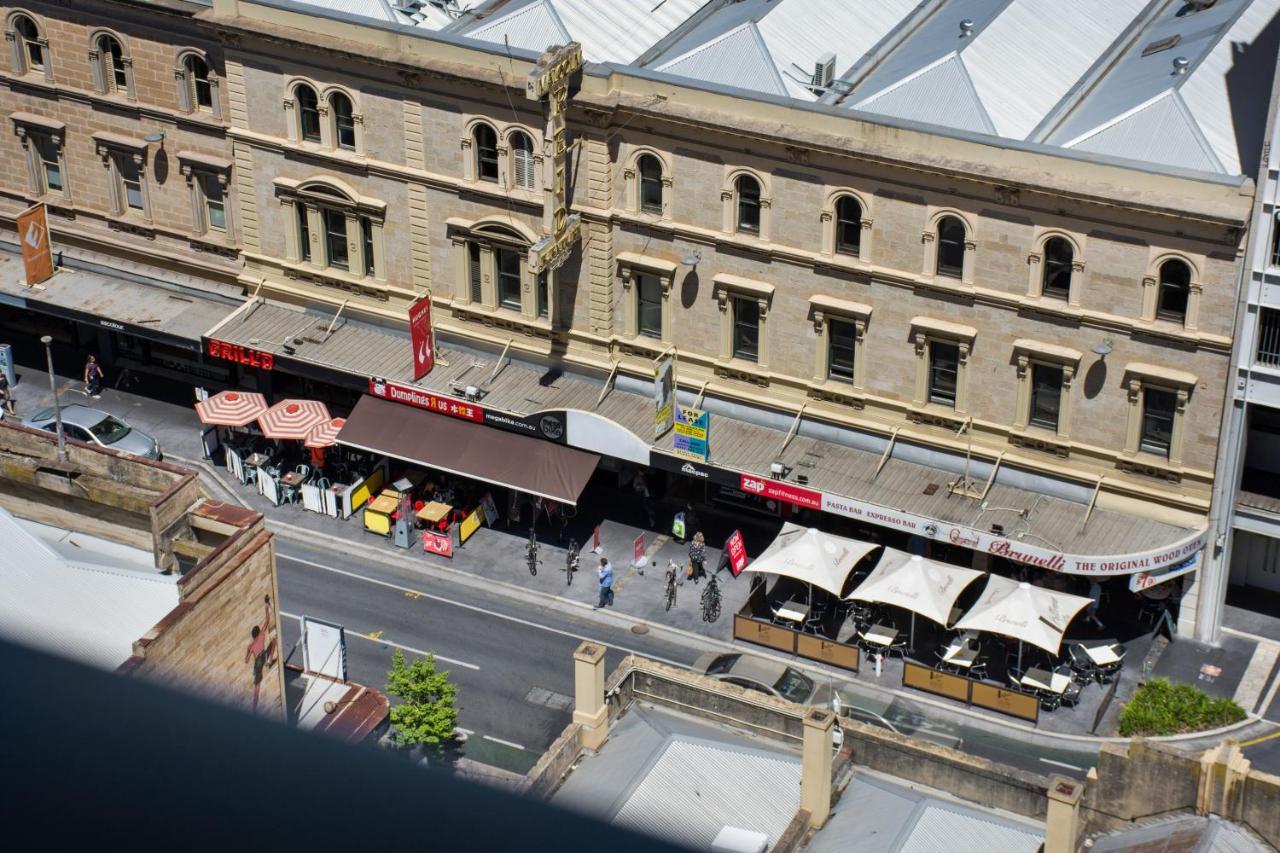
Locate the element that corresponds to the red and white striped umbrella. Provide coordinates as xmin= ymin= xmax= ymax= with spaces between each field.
xmin=195 ymin=390 xmax=269 ymax=427
xmin=304 ymin=417 xmax=346 ymax=449
xmin=258 ymin=399 xmax=330 ymax=440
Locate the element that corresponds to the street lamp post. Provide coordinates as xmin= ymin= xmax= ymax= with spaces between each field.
xmin=40 ymin=335 xmax=67 ymax=462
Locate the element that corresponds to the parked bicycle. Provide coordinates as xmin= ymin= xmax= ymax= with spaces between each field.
xmin=565 ymin=538 xmax=580 ymax=586
xmin=701 ymin=572 xmax=722 ymax=623
xmin=526 ymin=529 xmax=539 ymax=576
xmin=663 ymin=560 xmax=679 ymax=612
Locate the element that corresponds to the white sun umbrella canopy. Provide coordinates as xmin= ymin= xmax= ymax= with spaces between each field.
xmin=743 ymin=523 xmax=880 ymax=597
xmin=846 ymin=549 xmax=985 ymax=645
xmin=954 ymin=574 xmax=1092 ymax=661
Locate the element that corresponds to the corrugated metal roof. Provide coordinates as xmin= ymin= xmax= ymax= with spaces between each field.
xmin=1070 ymin=91 xmax=1223 ymax=173
xmin=0 ymin=507 xmax=179 ymax=671
xmin=657 ymin=23 xmax=789 ymax=98
xmin=284 ymin=0 xmax=400 ymax=24
xmin=855 ymin=54 xmax=996 ymax=135
xmin=466 ymin=0 xmax=570 ymax=54
xmin=895 ymin=802 xmax=1042 ymax=853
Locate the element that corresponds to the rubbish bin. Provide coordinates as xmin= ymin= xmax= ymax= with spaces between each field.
xmin=0 ymin=343 xmax=14 ymax=387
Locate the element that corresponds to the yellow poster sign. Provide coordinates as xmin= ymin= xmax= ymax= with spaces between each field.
xmin=459 ymin=505 xmax=485 ymax=544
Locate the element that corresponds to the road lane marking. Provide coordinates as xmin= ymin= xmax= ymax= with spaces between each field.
xmin=1238 ymin=728 xmax=1280 ymax=748
xmin=366 ymin=630 xmax=384 ymax=641
xmin=1039 ymin=758 xmax=1084 ymax=771
xmin=404 ymin=591 xmax=424 ymax=600
xmin=483 ymin=735 xmax=526 ymax=751
xmin=279 ymin=611 xmax=480 ymax=671
xmin=277 ymin=553 xmax=688 ymax=668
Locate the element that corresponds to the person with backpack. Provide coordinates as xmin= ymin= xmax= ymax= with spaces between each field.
xmin=84 ymin=355 xmax=105 ymax=399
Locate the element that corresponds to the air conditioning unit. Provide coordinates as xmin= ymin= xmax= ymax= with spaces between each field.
xmin=812 ymin=52 xmax=836 ymax=91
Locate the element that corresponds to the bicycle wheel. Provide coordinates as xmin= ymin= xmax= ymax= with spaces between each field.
xmin=566 ymin=560 xmax=574 ymax=586
xmin=665 ymin=584 xmax=675 ymax=612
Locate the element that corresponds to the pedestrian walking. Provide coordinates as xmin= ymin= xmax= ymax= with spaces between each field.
xmin=688 ymin=531 xmax=707 ymax=583
xmin=594 ymin=556 xmax=614 ymax=609
xmin=1085 ymin=580 xmax=1105 ymax=630
xmin=83 ymin=355 xmax=104 ymax=399
xmin=0 ymin=370 xmax=15 ymax=417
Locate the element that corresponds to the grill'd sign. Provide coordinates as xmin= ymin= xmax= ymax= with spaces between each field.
xmin=207 ymin=339 xmax=275 ymax=371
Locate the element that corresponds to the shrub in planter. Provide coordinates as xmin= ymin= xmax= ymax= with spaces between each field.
xmin=1118 ymin=677 xmax=1245 ymax=737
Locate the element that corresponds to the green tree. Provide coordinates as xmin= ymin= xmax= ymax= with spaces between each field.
xmin=385 ymin=649 xmax=459 ymax=756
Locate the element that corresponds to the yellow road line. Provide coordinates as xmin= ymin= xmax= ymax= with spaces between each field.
xmin=1239 ymin=728 xmax=1280 ymax=748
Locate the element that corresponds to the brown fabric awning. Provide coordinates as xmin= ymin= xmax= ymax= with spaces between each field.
xmin=336 ymin=395 xmax=598 ymax=505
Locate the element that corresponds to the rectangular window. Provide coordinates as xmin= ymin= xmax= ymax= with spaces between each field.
xmin=297 ymin=204 xmax=311 ymax=262
xmin=323 ymin=208 xmax=348 ymax=270
xmin=827 ymin=318 xmax=856 ymax=381
xmin=35 ymin=134 xmax=61 ymax=193
xmin=337 ymin=114 xmax=356 ymax=151
xmin=1028 ymin=364 xmax=1063 ymax=431
xmin=1140 ymin=388 xmax=1176 ymax=456
xmin=201 ymin=174 xmax=225 ymax=232
xmin=1258 ymin=307 xmax=1280 ymax=368
xmin=116 ymin=154 xmax=143 ymax=211
xmin=536 ymin=271 xmax=549 ymax=319
xmin=361 ymin=217 xmax=374 ymax=277
xmin=636 ymin=273 xmax=662 ymax=339
xmin=496 ymin=247 xmax=521 ymax=310
xmin=194 ymin=75 xmax=212 ymax=110
xmin=928 ymin=341 xmax=959 ymax=407
xmin=1272 ymin=219 xmax=1280 ymax=267
xmin=732 ymin=297 xmax=759 ymax=362
xmin=468 ymin=242 xmax=482 ymax=303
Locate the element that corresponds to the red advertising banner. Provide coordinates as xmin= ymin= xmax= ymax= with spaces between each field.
xmin=592 ymin=524 xmax=601 ymax=553
xmin=633 ymin=532 xmax=646 ymax=566
xmin=17 ymin=203 xmax=54 ymax=286
xmin=409 ymin=295 xmax=434 ymax=380
xmin=725 ymin=529 xmax=748 ymax=577
xmin=368 ymin=378 xmax=484 ymax=422
xmin=738 ymin=473 xmax=822 ymax=510
xmin=423 ymin=530 xmax=453 ymax=558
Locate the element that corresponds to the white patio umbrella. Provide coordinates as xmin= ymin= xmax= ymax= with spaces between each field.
xmin=845 ymin=548 xmax=985 ymax=649
xmin=953 ymin=575 xmax=1092 ymax=671
xmin=742 ymin=523 xmax=880 ymax=602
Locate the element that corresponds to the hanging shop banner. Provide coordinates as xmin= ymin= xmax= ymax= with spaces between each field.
xmin=647 ymin=450 xmax=739 ymax=488
xmin=725 ymin=529 xmax=748 ymax=577
xmin=17 ymin=203 xmax=54 ymax=286
xmin=480 ymin=492 xmax=500 ymax=527
xmin=654 ymin=353 xmax=675 ymax=439
xmin=1129 ymin=554 xmax=1200 ymax=593
xmin=423 ymin=530 xmax=454 ymax=558
xmin=673 ymin=406 xmax=710 ymax=463
xmin=409 ymin=295 xmax=435 ymax=381
xmin=633 ymin=532 xmax=647 ymax=567
xmin=738 ymin=474 xmax=822 ymax=510
xmin=459 ymin=506 xmax=485 ymax=544
xmin=368 ymin=378 xmax=484 ymax=422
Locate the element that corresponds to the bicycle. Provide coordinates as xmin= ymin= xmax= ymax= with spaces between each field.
xmin=701 ymin=572 xmax=722 ymax=623
xmin=565 ymin=538 xmax=580 ymax=586
xmin=526 ymin=529 xmax=539 ymax=576
xmin=663 ymin=560 xmax=679 ymax=612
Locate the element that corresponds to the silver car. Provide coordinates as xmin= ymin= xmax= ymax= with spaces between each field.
xmin=692 ymin=652 xmax=831 ymax=707
xmin=24 ymin=404 xmax=161 ymax=460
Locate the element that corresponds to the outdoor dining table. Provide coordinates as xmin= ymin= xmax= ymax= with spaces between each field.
xmin=280 ymin=471 xmax=306 ymax=488
xmin=773 ymin=599 xmax=810 ymax=624
xmin=1020 ymin=667 xmax=1071 ymax=695
xmin=862 ymin=624 xmax=898 ymax=647
xmin=416 ymin=501 xmax=452 ymax=526
xmin=244 ymin=452 xmax=273 ymax=468
xmin=1084 ymin=644 xmax=1122 ymax=666
xmin=941 ymin=642 xmax=979 ymax=669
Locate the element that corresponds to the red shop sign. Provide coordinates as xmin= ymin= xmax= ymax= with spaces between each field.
xmin=725 ymin=529 xmax=748 ymax=577
xmin=368 ymin=377 xmax=484 ymax=422
xmin=207 ymin=339 xmax=275 ymax=371
xmin=738 ymin=474 xmax=822 ymax=510
xmin=423 ymin=530 xmax=454 ymax=559
xmin=408 ymin=295 xmax=435 ymax=381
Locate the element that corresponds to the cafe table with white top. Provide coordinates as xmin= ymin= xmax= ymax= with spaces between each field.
xmin=1084 ymin=644 xmax=1122 ymax=667
xmin=861 ymin=624 xmax=898 ymax=648
xmin=941 ymin=642 xmax=979 ymax=669
xmin=1020 ymin=667 xmax=1072 ymax=695
xmin=772 ymin=600 xmax=810 ymax=625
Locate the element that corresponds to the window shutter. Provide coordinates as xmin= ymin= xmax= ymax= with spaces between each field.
xmin=89 ymin=48 xmax=106 ymax=93
xmin=468 ymin=243 xmax=482 ymax=303
xmin=176 ymin=67 xmax=192 ymax=113
xmin=513 ymin=145 xmax=534 ymax=190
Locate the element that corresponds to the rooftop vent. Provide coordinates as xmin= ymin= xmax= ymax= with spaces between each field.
xmin=1172 ymin=56 xmax=1190 ymax=74
xmin=959 ymin=18 xmax=974 ymax=37
xmin=811 ymin=52 xmax=836 ymax=91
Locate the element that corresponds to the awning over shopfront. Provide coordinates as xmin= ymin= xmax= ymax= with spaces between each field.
xmin=337 ymin=394 xmax=598 ymax=505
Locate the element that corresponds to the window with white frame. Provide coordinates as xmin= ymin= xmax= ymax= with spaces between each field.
xmin=278 ymin=180 xmax=385 ymax=281
xmin=735 ymin=174 xmax=761 ymax=234
xmin=1028 ymin=364 xmax=1063 ymax=430
xmin=495 ymin=244 xmax=521 ymax=309
xmin=13 ymin=117 xmax=66 ymax=197
xmin=91 ymin=33 xmax=132 ymax=98
xmin=8 ymin=14 xmax=47 ymax=77
xmin=32 ymin=131 xmax=62 ymax=193
xmin=330 ymin=91 xmax=356 ymax=151
xmin=295 ymin=84 xmax=321 ymax=143
xmin=1122 ymin=364 xmax=1195 ymax=466
xmin=474 ymin=123 xmax=499 ymax=183
xmin=510 ymin=131 xmax=536 ymax=190
xmin=178 ymin=153 xmax=232 ymax=237
xmin=638 ymin=154 xmax=663 ymax=214
xmin=176 ymin=52 xmax=218 ymax=116
xmin=827 ymin=318 xmax=857 ymax=381
xmin=715 ymin=275 xmax=773 ymax=367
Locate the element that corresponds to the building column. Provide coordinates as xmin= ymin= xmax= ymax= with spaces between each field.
xmin=572 ymin=641 xmax=609 ymax=751
xmin=800 ymin=708 xmax=834 ymax=828
xmin=1044 ymin=776 xmax=1083 ymax=853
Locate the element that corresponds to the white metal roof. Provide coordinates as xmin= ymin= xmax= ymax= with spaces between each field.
xmin=0 ymin=507 xmax=178 ymax=671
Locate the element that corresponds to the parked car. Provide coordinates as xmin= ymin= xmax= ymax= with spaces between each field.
xmin=692 ymin=652 xmax=832 ymax=707
xmin=23 ymin=404 xmax=161 ymax=460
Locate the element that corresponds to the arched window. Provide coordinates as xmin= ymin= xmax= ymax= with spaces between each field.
xmin=736 ymin=174 xmax=761 ymax=234
xmin=835 ymin=195 xmax=862 ymax=256
xmin=1156 ymin=259 xmax=1191 ymax=322
xmin=1041 ymin=237 xmax=1073 ymax=299
xmin=95 ymin=34 xmax=127 ymax=93
xmin=638 ymin=154 xmax=663 ymax=214
xmin=330 ymin=91 xmax=355 ymax=150
xmin=473 ymin=124 xmax=499 ymax=182
xmin=295 ymin=85 xmax=321 ymax=143
xmin=510 ymin=131 xmax=535 ymax=190
xmin=12 ymin=15 xmax=44 ymax=73
xmin=936 ymin=216 xmax=966 ymax=277
xmin=184 ymin=54 xmax=212 ymax=111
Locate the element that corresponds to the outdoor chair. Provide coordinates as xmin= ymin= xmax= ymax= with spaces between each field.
xmin=1059 ymin=680 xmax=1083 ymax=709
xmin=969 ymin=657 xmax=989 ymax=681
xmin=1039 ymin=691 xmax=1062 ymax=712
xmin=1007 ymin=671 xmax=1024 ymax=691
xmin=1067 ymin=644 xmax=1098 ymax=683
xmin=886 ymin=637 xmax=908 ymax=660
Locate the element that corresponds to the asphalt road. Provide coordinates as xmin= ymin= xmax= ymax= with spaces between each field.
xmin=273 ymin=537 xmax=1100 ymax=778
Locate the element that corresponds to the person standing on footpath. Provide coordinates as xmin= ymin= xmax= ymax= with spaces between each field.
xmin=83 ymin=355 xmax=105 ymax=399
xmin=688 ymin=531 xmax=707 ymax=584
xmin=594 ymin=556 xmax=614 ymax=609
xmin=0 ymin=370 xmax=15 ymax=417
